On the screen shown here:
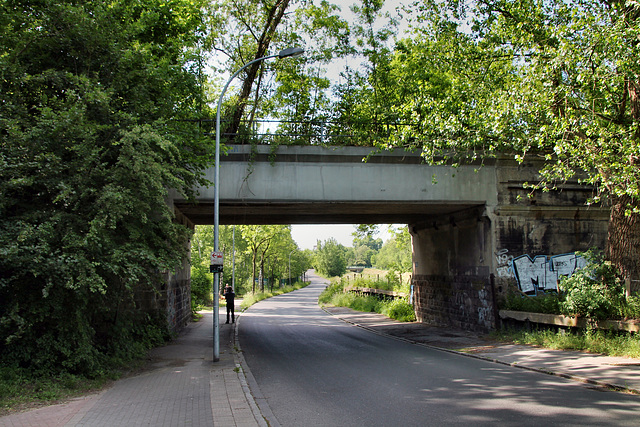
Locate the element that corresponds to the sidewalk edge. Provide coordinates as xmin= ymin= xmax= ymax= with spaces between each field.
xmin=233 ymin=313 xmax=279 ymax=427
xmin=321 ymin=306 xmax=640 ymax=395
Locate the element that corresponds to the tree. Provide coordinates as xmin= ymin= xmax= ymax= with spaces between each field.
xmin=353 ymin=0 xmax=640 ymax=280
xmin=211 ymin=0 xmax=292 ymax=141
xmin=315 ymin=238 xmax=347 ymax=277
xmin=192 ymin=224 xmax=308 ymax=296
xmin=0 ymin=0 xmax=211 ymax=375
xmin=352 ymin=224 xmax=381 ymax=239
xmin=372 ymin=226 xmax=411 ymax=272
xmin=241 ymin=225 xmax=289 ymax=292
xmin=209 ymin=0 xmax=353 ymax=145
xmin=348 ymin=233 xmax=383 ymax=267
xmin=191 ymin=225 xmax=251 ymax=304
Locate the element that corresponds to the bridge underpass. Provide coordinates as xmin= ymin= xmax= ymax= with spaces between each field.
xmin=176 ymin=200 xmax=483 ymax=225
xmin=170 ymin=144 xmax=610 ymax=332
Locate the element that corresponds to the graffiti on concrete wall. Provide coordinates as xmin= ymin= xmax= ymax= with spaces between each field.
xmin=495 ymin=249 xmax=514 ymax=278
xmin=511 ymin=253 xmax=586 ymax=295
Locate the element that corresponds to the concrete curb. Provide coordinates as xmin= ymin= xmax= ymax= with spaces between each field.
xmin=321 ymin=306 xmax=640 ymax=395
xmin=233 ymin=311 xmax=279 ymax=427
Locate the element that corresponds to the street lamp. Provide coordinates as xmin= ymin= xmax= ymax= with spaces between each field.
xmin=213 ymin=47 xmax=304 ymax=362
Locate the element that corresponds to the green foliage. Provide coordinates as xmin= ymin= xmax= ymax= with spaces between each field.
xmin=208 ymin=0 xmax=356 ymax=146
xmin=371 ymin=227 xmax=411 ymax=273
xmin=190 ymin=266 xmax=213 ymax=308
xmin=501 ymin=292 xmax=563 ymax=315
xmin=318 ymin=277 xmax=416 ymax=322
xmin=0 ymin=0 xmax=211 ymax=377
xmin=318 ymin=281 xmax=345 ymax=305
xmin=347 ymin=274 xmax=409 ymax=294
xmin=314 ymin=238 xmax=347 ymax=277
xmin=347 ymin=234 xmax=383 ymax=267
xmin=0 ymin=366 xmax=112 ymax=416
xmin=500 ymin=249 xmax=640 ymax=320
xmin=190 ymin=225 xmax=311 ymax=299
xmin=493 ymin=328 xmax=640 ymax=359
xmin=339 ymin=293 xmax=380 ymax=313
xmin=558 ymin=250 xmax=627 ymax=320
xmin=378 ymin=298 xmax=417 ymax=323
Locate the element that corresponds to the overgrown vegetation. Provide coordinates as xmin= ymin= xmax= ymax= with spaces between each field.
xmin=500 ymin=250 xmax=640 ymax=320
xmin=497 ymin=250 xmax=640 ymax=358
xmin=319 ymin=275 xmax=416 ymax=323
xmin=0 ymin=367 xmax=115 ymax=417
xmin=493 ymin=329 xmax=640 ymax=359
xmin=1 ymin=0 xmax=211 ymax=382
xmin=190 ymin=225 xmax=312 ymax=302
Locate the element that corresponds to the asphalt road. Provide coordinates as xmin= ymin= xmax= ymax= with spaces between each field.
xmin=238 ymin=272 xmax=640 ymax=427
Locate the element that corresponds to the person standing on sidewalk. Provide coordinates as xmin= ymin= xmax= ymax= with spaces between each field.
xmin=223 ymin=285 xmax=235 ymax=323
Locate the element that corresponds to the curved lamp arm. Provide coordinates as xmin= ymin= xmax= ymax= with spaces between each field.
xmin=212 ymin=47 xmax=304 ymax=362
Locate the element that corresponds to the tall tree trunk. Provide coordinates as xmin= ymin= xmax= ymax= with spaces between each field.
xmin=606 ymin=195 xmax=640 ymax=280
xmin=607 ymin=64 xmax=640 ymax=280
xmin=259 ymin=256 xmax=265 ymax=292
xmin=251 ymin=248 xmax=258 ymax=294
xmin=223 ymin=0 xmax=291 ymax=143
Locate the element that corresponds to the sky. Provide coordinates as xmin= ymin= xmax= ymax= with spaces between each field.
xmin=291 ymin=224 xmax=398 ymax=250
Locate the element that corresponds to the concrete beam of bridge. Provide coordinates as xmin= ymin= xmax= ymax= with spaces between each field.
xmin=172 ymin=145 xmax=497 ymax=225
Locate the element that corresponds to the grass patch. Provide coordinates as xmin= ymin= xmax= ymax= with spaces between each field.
xmin=0 ymin=368 xmax=114 ymax=416
xmin=501 ymin=292 xmax=563 ymax=314
xmin=319 ymin=278 xmax=416 ymax=322
xmin=493 ymin=328 xmax=640 ymax=358
xmin=240 ymin=281 xmax=311 ymax=310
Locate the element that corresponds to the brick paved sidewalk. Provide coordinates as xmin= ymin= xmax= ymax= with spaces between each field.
xmin=0 ymin=311 xmax=263 ymax=427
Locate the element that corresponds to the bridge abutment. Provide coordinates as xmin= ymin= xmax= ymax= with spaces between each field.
xmin=409 ymin=159 xmax=609 ymax=331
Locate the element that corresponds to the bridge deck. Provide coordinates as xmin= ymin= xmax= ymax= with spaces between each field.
xmin=172 ymin=145 xmax=496 ymax=225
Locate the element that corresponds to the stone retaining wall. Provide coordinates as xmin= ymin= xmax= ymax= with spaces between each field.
xmin=413 ymin=274 xmax=496 ymax=332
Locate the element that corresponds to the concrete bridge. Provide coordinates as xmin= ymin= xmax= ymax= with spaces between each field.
xmin=173 ymin=145 xmax=497 ymax=225
xmin=170 ymin=145 xmax=610 ymax=331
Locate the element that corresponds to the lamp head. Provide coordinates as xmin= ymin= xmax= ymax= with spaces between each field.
xmin=278 ymin=47 xmax=305 ymax=59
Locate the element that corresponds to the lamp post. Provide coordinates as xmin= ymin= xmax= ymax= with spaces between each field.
xmin=213 ymin=47 xmax=304 ymax=362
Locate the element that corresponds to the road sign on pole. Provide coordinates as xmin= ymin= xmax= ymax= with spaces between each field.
xmin=210 ymin=251 xmax=224 ymax=273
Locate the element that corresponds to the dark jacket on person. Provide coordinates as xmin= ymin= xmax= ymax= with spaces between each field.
xmin=223 ymin=287 xmax=235 ymax=305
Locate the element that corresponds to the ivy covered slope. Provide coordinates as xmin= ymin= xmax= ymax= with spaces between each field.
xmin=0 ymin=0 xmax=213 ymax=376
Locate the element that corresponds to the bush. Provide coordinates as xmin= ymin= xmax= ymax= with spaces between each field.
xmin=346 ymin=274 xmax=410 ymax=294
xmin=500 ymin=291 xmax=562 ymax=314
xmin=347 ymin=294 xmax=380 ymax=313
xmin=379 ymin=298 xmax=416 ymax=322
xmin=318 ymin=281 xmax=346 ymax=305
xmin=191 ymin=266 xmax=212 ymax=307
xmin=558 ymin=250 xmax=626 ymax=320
xmin=499 ymin=249 xmax=640 ymax=321
xmin=319 ymin=278 xmax=416 ymax=322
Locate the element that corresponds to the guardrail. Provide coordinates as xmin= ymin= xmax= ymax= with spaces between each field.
xmin=499 ymin=310 xmax=640 ymax=333
xmin=345 ymin=286 xmax=408 ymax=300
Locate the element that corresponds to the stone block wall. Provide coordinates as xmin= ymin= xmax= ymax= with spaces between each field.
xmin=163 ymin=270 xmax=191 ymax=333
xmin=151 ymin=205 xmax=193 ymax=334
xmin=413 ymin=274 xmax=497 ymax=332
xmin=134 ymin=270 xmax=191 ymax=335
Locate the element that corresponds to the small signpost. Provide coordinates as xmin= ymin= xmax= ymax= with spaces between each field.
xmin=210 ymin=251 xmax=224 ymax=273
